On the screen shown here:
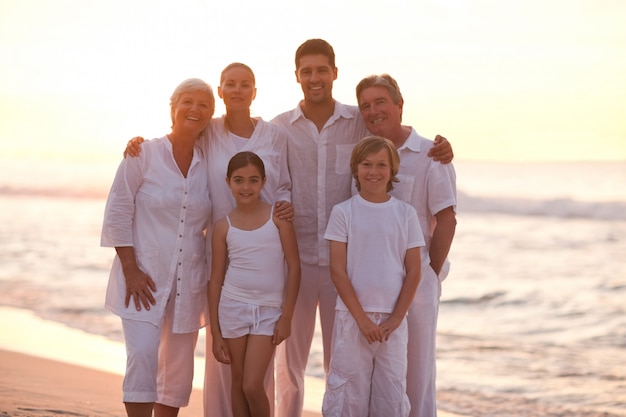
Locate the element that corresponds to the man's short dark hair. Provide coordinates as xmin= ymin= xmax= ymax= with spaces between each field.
xmin=295 ymin=38 xmax=336 ymax=69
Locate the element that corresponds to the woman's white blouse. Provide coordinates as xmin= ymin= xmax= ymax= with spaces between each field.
xmin=101 ymin=136 xmax=211 ymax=333
xmin=206 ymin=116 xmax=292 ymax=223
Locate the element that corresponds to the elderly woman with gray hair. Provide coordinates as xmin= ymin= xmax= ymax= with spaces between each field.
xmin=101 ymin=78 xmax=215 ymax=417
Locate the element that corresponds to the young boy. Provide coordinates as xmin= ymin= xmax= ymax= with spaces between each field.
xmin=322 ymin=136 xmax=424 ymax=417
xmin=356 ymin=74 xmax=457 ymax=417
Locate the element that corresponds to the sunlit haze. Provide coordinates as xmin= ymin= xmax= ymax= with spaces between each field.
xmin=1 ymin=0 xmax=625 ymax=162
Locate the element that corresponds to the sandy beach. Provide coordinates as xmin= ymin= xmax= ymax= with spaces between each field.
xmin=0 ymin=307 xmax=464 ymax=417
xmin=0 ymin=348 xmax=464 ymax=417
xmin=0 ymin=348 xmax=173 ymax=417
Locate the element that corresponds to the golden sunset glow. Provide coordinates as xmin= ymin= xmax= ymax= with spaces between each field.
xmin=1 ymin=0 xmax=625 ymax=162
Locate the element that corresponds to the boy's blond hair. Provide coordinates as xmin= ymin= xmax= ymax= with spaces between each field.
xmin=350 ymin=136 xmax=400 ymax=192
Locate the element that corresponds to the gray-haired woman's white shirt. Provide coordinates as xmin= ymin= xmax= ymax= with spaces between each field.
xmin=101 ymin=136 xmax=211 ymax=333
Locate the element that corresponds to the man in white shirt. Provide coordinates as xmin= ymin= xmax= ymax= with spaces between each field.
xmin=272 ymin=39 xmax=454 ymax=417
xmin=356 ymin=73 xmax=457 ymax=417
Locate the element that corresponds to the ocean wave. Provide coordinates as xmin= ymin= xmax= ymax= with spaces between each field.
xmin=442 ymin=291 xmax=507 ymax=305
xmin=438 ymin=387 xmax=625 ymax=417
xmin=458 ymin=191 xmax=626 ymax=221
xmin=2 ymin=185 xmax=625 ymax=221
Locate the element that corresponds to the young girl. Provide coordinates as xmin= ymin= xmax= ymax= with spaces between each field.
xmin=208 ymin=151 xmax=301 ymax=417
xmin=322 ymin=136 xmax=424 ymax=417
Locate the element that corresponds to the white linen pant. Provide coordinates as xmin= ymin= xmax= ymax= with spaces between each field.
xmin=322 ymin=311 xmax=410 ymax=417
xmin=276 ymin=263 xmax=337 ymax=417
xmin=121 ymin=294 xmax=198 ymax=407
xmin=407 ymin=264 xmax=441 ymax=417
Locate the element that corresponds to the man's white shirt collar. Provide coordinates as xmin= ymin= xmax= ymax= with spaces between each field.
xmin=397 ymin=127 xmax=425 ymax=153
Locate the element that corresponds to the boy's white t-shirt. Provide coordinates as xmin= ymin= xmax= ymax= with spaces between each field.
xmin=324 ymin=194 xmax=425 ymax=313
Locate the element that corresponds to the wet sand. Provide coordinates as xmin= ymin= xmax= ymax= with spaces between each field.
xmin=0 ymin=307 xmax=464 ymax=417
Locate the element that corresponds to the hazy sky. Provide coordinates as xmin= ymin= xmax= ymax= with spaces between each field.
xmin=1 ymin=0 xmax=625 ymax=162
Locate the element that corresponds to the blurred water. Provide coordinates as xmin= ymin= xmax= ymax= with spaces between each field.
xmin=0 ymin=159 xmax=625 ymax=416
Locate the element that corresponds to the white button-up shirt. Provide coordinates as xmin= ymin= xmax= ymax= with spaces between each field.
xmin=272 ymin=101 xmax=369 ymax=265
xmin=101 ymin=136 xmax=211 ymax=333
xmin=392 ymin=128 xmax=457 ymax=279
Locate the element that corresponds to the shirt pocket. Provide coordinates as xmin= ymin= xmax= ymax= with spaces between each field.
xmin=334 ymin=144 xmax=354 ymax=175
xmin=393 ymin=173 xmax=416 ymax=203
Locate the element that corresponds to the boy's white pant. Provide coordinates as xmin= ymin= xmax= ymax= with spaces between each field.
xmin=406 ymin=265 xmax=441 ymax=417
xmin=322 ymin=311 xmax=410 ymax=417
xmin=276 ymin=263 xmax=337 ymax=417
